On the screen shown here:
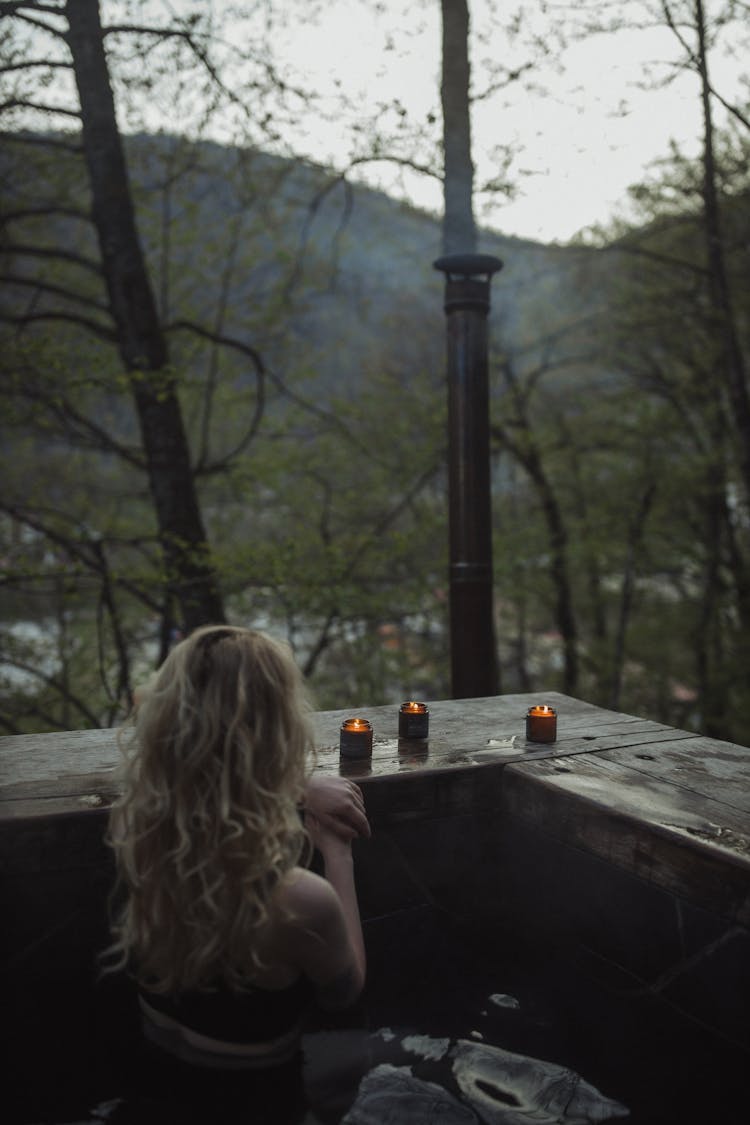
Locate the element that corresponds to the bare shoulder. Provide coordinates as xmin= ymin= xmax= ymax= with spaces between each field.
xmin=274 ymin=867 xmax=349 ymax=959
xmin=276 ymin=867 xmax=362 ymax=1008
xmin=279 ymin=866 xmax=341 ymax=926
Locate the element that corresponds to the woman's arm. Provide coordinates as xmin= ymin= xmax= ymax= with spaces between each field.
xmin=284 ymin=815 xmax=367 ymax=1010
xmin=308 ymin=814 xmax=366 ymax=999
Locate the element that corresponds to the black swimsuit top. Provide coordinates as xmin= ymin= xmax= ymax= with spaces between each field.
xmin=139 ymin=975 xmax=313 ymax=1044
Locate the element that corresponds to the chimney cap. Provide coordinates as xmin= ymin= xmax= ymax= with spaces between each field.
xmin=433 ymin=253 xmax=503 ymax=280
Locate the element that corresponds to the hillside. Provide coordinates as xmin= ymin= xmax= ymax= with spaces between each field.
xmin=1 ymin=131 xmax=612 ymax=413
xmin=119 ymin=135 xmax=611 ymax=398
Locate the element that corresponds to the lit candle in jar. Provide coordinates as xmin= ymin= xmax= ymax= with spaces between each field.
xmin=398 ymin=701 xmax=429 ymax=739
xmin=339 ymin=717 xmax=373 ymax=759
xmin=526 ymin=704 xmax=557 ymax=743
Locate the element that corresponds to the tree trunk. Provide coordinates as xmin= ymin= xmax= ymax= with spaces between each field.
xmin=65 ymin=0 xmax=225 ymax=632
xmin=691 ymin=0 xmax=749 ymax=736
xmin=694 ymin=0 xmax=750 ymax=501
xmin=609 ymin=481 xmax=655 ymax=711
xmin=694 ymin=450 xmax=729 ymax=738
xmin=529 ymin=456 xmax=579 ymax=696
xmin=496 ymin=422 xmax=579 ymax=695
xmin=440 ymin=0 xmax=476 ymax=255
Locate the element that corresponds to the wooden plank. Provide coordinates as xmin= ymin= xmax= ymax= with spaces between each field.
xmin=597 ymin=737 xmax=750 ymax=815
xmin=502 ymin=755 xmax=750 ymax=925
xmin=310 ymin=691 xmax=579 ymax=749
xmin=0 ymin=692 xmax=709 ymax=809
xmin=0 ymin=693 xmax=593 ymax=805
xmin=0 ymin=727 xmax=120 ymax=792
xmin=0 ymin=773 xmax=122 ymax=806
xmin=3 ymin=695 xmax=750 ymax=927
xmin=310 ymin=692 xmax=699 ymax=781
xmin=0 ymin=694 xmax=744 ymax=855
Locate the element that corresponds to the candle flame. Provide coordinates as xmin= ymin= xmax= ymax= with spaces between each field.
xmin=342 ymin=717 xmax=370 ymax=731
xmin=401 ymin=701 xmax=427 ymax=714
xmin=528 ymin=704 xmax=555 ymax=716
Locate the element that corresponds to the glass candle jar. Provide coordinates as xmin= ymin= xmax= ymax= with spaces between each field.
xmin=339 ymin=717 xmax=373 ymax=759
xmin=525 ymin=704 xmax=557 ymax=743
xmin=398 ymin=701 xmax=429 ymax=739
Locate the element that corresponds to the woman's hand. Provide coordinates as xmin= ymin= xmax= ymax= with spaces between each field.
xmin=303 ymin=775 xmax=370 ymax=842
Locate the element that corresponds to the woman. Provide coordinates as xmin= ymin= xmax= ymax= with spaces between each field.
xmin=104 ymin=625 xmax=369 ymax=1119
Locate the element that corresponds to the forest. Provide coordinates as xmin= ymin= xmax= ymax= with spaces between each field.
xmin=1 ymin=0 xmax=749 ymax=744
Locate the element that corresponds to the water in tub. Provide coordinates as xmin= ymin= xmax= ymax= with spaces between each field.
xmin=10 ymin=903 xmax=747 ymax=1123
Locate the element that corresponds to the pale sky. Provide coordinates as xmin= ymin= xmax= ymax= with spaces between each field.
xmin=41 ymin=0 xmax=750 ymax=245
xmin=263 ymin=0 xmax=747 ymax=244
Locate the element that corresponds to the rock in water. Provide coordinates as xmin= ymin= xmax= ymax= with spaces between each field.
xmin=451 ymin=1039 xmax=629 ymax=1124
xmin=341 ymin=1063 xmax=479 ymax=1124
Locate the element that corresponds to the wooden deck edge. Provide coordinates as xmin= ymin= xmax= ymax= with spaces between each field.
xmin=2 ymin=738 xmax=749 ymax=932
xmin=500 ymin=761 xmax=750 ymax=927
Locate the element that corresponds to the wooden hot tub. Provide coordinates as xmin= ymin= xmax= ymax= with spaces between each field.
xmin=2 ymin=692 xmax=749 ymax=1123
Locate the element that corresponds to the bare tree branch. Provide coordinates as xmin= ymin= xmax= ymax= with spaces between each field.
xmin=101 ymin=20 xmax=312 ymax=104
xmin=9 ymin=8 xmax=67 ymax=38
xmin=174 ymin=318 xmax=406 ymax=472
xmin=603 ymin=240 xmax=709 ymax=277
xmin=0 ymin=129 xmax=82 ymax=153
xmin=3 ymin=241 xmax=102 ymax=273
xmin=1 ymin=309 xmax=115 ymax=340
xmin=0 ymin=502 xmax=163 ymax=614
xmin=90 ymin=536 xmax=132 ymax=714
xmin=345 ymin=152 xmax=442 ymax=183
xmin=471 ymin=61 xmax=535 ymax=102
xmin=100 ymin=20 xmax=255 ymax=125
xmin=0 ymin=655 xmax=103 ymax=727
xmin=167 ymin=318 xmax=266 ymax=380
xmin=301 ymin=461 xmax=441 ymax=678
xmin=2 ymin=203 xmax=89 ymax=223
xmin=661 ymin=0 xmax=697 ymax=62
xmin=301 ymin=606 xmax=339 ymax=678
xmin=660 ymin=0 xmax=750 ymax=132
xmin=0 ymin=274 xmax=108 ymax=312
xmin=196 ymin=210 xmax=244 ymax=468
xmin=708 ymin=83 xmax=750 ymax=134
xmin=0 ymin=2 xmax=67 ymax=18
xmin=0 ymin=59 xmax=71 ymax=74
xmin=5 ymin=385 xmax=147 ymax=469
xmin=0 ymin=97 xmax=79 ymax=118
xmin=167 ymin=318 xmax=265 ymax=473
xmin=284 ymin=154 xmax=438 ymax=301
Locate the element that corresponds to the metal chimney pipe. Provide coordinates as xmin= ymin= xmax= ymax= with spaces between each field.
xmin=433 ymin=253 xmax=503 ymax=699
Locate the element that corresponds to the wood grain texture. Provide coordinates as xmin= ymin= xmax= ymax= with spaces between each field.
xmin=2 ymin=692 xmax=749 ymax=924
xmin=501 ymin=755 xmax=750 ymax=924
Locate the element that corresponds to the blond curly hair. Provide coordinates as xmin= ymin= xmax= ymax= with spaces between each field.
xmin=104 ymin=626 xmax=315 ymax=994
